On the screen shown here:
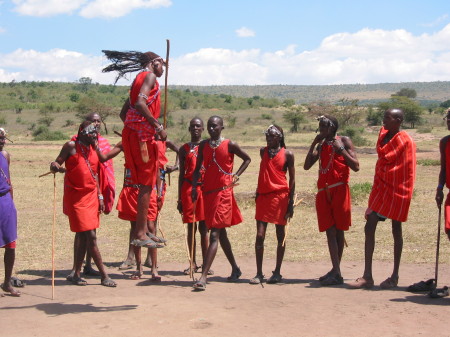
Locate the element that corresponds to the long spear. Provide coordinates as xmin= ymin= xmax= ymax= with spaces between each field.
xmin=163 ymin=39 xmax=170 ymax=129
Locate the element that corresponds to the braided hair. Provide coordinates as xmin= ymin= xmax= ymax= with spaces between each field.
xmin=265 ymin=124 xmax=286 ymax=148
xmin=102 ymin=50 xmax=163 ymax=84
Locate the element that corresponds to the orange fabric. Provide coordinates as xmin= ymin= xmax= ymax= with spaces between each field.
xmin=202 ymin=139 xmax=242 ymax=228
xmin=444 ymin=193 xmax=450 ymax=233
xmin=368 ymin=127 xmax=416 ymax=222
xmin=121 ymin=126 xmax=158 ymax=186
xmin=157 ymin=141 xmax=168 ymax=169
xmin=63 ymin=143 xmax=100 ymax=232
xmin=316 ymin=184 xmax=351 ymax=232
xmin=445 ymin=138 xmax=450 ymax=189
xmin=255 ymin=148 xmax=289 ymax=225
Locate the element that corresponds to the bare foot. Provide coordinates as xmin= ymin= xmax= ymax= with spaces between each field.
xmin=151 ymin=269 xmax=161 ymax=282
xmin=1 ymin=283 xmax=21 ymax=297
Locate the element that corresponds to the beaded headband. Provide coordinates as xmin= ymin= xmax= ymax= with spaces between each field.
xmin=316 ymin=115 xmax=335 ymax=128
xmin=264 ymin=125 xmax=282 ymax=137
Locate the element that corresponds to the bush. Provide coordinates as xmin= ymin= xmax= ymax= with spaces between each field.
xmin=261 ymin=113 xmax=272 ymax=120
xmin=32 ymin=126 xmax=66 ymax=141
xmin=340 ymin=126 xmax=370 ymax=146
xmin=64 ymin=119 xmax=75 ymax=127
xmin=417 ymin=159 xmax=440 ymax=166
xmin=0 ymin=115 xmax=6 ymax=125
xmin=350 ymin=182 xmax=372 ymax=200
xmin=38 ymin=116 xmax=54 ymax=127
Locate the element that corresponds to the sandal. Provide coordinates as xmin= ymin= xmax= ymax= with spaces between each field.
xmin=70 ymin=276 xmax=87 ymax=286
xmin=319 ymin=271 xmax=332 ymax=282
xmin=83 ymin=266 xmax=101 ymax=277
xmin=151 ymin=274 xmax=162 ymax=282
xmin=193 ymin=280 xmax=206 ymax=291
xmin=267 ymin=271 xmax=282 ymax=284
xmin=1 ymin=283 xmax=21 ymax=297
xmin=380 ymin=276 xmax=398 ymax=289
xmin=348 ymin=277 xmax=374 ymax=289
xmin=129 ymin=271 xmax=142 ymax=280
xmin=130 ymin=238 xmax=164 ymax=248
xmin=320 ymin=274 xmax=344 ymax=286
xmin=10 ymin=276 xmax=25 ymax=288
xmin=101 ymin=277 xmax=117 ymax=287
xmin=184 ymin=265 xmax=198 ymax=275
xmin=407 ymin=279 xmax=435 ymax=292
xmin=197 ymin=265 xmax=214 ymax=276
xmin=119 ymin=260 xmax=136 ymax=270
xmin=429 ymin=286 xmax=449 ymax=298
xmin=249 ymin=274 xmax=265 ymax=285
xmin=227 ymin=267 xmax=242 ymax=282
xmin=146 ymin=232 xmax=167 ymax=244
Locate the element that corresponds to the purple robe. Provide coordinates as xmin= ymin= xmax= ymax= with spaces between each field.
xmin=0 ymin=153 xmax=17 ymax=247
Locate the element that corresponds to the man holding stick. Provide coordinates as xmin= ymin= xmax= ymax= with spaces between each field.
xmin=0 ymin=128 xmax=20 ymax=296
xmin=191 ymin=116 xmax=251 ymax=290
xmin=102 ymin=50 xmax=167 ymax=248
xmin=350 ymin=108 xmax=416 ymax=289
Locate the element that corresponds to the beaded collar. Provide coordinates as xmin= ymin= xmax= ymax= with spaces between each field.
xmin=209 ymin=137 xmax=224 ymax=149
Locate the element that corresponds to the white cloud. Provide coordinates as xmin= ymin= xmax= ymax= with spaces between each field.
xmin=12 ymin=0 xmax=87 ymax=17
xmin=11 ymin=0 xmax=171 ymax=18
xmin=235 ymin=26 xmax=255 ymax=38
xmin=0 ymin=27 xmax=5 ymax=34
xmin=2 ymin=24 xmax=450 ymax=85
xmin=79 ymin=0 xmax=172 ymax=19
xmin=421 ymin=14 xmax=448 ymax=27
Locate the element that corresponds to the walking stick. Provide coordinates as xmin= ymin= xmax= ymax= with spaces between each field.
xmin=189 ymin=201 xmax=197 ymax=280
xmin=163 ymin=39 xmax=170 ymax=129
xmin=51 ymin=173 xmax=56 ymax=300
xmin=156 ymin=211 xmax=167 ymax=246
xmin=282 ymin=194 xmax=302 ymax=247
xmin=434 ymin=205 xmax=442 ymax=289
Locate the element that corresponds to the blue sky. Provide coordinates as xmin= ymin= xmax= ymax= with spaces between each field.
xmin=1 ymin=0 xmax=450 ymax=85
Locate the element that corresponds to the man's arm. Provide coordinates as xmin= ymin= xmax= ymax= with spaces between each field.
xmin=285 ymin=149 xmax=296 ymax=219
xmin=436 ymin=136 xmax=449 ymax=207
xmin=95 ymin=141 xmax=123 ymax=163
xmin=333 ymin=136 xmax=359 ymax=172
xmin=228 ymin=141 xmax=251 ymax=180
xmin=191 ymin=141 xmax=205 ymax=202
xmin=177 ymin=145 xmax=187 ymax=213
xmin=50 ymin=141 xmax=75 ymax=173
xmin=165 ymin=140 xmax=180 ymax=173
xmin=304 ymin=134 xmax=323 ymax=170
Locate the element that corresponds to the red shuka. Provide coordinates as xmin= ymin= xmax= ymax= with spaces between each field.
xmin=255 ymin=147 xmax=289 ymax=225
xmin=202 ymin=139 xmax=242 ymax=228
xmin=315 ymin=137 xmax=352 ymax=232
xmin=368 ymin=127 xmax=416 ymax=222
xmin=63 ymin=143 xmax=100 ymax=232
xmin=181 ymin=143 xmax=205 ymax=223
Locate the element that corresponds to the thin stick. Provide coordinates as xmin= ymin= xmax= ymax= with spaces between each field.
xmin=163 ymin=39 xmax=170 ymax=129
xmin=156 ymin=211 xmax=167 ymax=246
xmin=434 ymin=205 xmax=442 ymax=288
xmin=52 ymin=173 xmax=56 ymax=300
xmin=39 ymin=171 xmax=53 ymax=178
xmin=189 ymin=201 xmax=197 ymax=280
xmin=282 ymin=194 xmax=302 ymax=247
xmin=114 ymin=130 xmax=122 ymax=137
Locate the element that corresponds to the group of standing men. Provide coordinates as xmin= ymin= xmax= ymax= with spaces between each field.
xmin=3 ymin=48 xmax=450 ymax=296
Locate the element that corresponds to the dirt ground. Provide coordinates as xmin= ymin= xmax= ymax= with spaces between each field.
xmin=1 ymin=257 xmax=450 ymax=337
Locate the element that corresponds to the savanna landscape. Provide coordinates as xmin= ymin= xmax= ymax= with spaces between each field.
xmin=1 ymin=80 xmax=450 ymax=336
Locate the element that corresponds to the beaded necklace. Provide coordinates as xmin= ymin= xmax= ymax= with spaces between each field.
xmin=209 ymin=136 xmax=224 ymax=149
xmin=208 ymin=138 xmax=233 ymax=176
xmin=268 ymin=147 xmax=281 ymax=159
xmin=318 ymin=140 xmax=335 ymax=174
xmin=78 ymin=141 xmax=97 ymax=181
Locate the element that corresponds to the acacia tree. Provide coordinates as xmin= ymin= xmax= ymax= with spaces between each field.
xmin=377 ymin=95 xmax=423 ymax=128
xmin=393 ymin=88 xmax=417 ymax=98
xmin=283 ymin=105 xmax=305 ymax=132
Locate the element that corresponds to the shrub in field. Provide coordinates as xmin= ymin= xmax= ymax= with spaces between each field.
xmin=32 ymin=125 xmax=66 ymax=141
xmin=350 ymin=182 xmax=372 ymax=200
xmin=340 ymin=126 xmax=370 ymax=146
xmin=0 ymin=114 xmax=6 ymax=125
xmin=417 ymin=159 xmax=440 ymax=166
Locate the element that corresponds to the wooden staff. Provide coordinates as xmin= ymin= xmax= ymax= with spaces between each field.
xmin=51 ymin=173 xmax=56 ymax=300
xmin=163 ymin=39 xmax=170 ymax=129
xmin=189 ymin=201 xmax=197 ymax=280
xmin=156 ymin=211 xmax=167 ymax=246
xmin=282 ymin=194 xmax=302 ymax=247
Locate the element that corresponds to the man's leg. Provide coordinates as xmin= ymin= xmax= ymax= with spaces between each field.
xmin=84 ymin=229 xmax=100 ymax=276
xmin=146 ymin=220 xmax=160 ymax=281
xmin=85 ymin=230 xmax=116 ymax=287
xmin=254 ymin=221 xmax=267 ymax=278
xmin=325 ymin=225 xmax=341 ymax=277
xmin=391 ymin=220 xmax=403 ymax=280
xmin=119 ymin=222 xmax=136 ymax=270
xmin=186 ymin=222 xmax=198 ymax=270
xmin=198 ymin=221 xmax=209 ymax=267
xmin=195 ymin=228 xmax=220 ymax=286
xmin=134 ymin=185 xmax=152 ymax=241
xmin=66 ymin=234 xmax=80 ymax=280
xmin=219 ymin=228 xmax=240 ymax=279
xmin=273 ymin=224 xmax=286 ymax=277
xmin=1 ymin=248 xmax=20 ymax=296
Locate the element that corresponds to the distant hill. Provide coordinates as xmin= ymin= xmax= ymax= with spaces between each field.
xmin=171 ymin=81 xmax=450 ymax=105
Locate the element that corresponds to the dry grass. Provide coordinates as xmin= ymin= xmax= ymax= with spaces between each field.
xmin=2 ymin=122 xmax=450 ymax=278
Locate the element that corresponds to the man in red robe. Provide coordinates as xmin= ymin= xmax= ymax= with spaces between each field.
xmin=350 ymin=108 xmax=416 ymax=289
xmin=191 ymin=116 xmax=251 ymax=290
xmin=177 ymin=118 xmax=210 ymax=275
xmin=304 ymin=115 xmax=359 ymax=286
xmin=250 ymin=125 xmax=295 ymax=285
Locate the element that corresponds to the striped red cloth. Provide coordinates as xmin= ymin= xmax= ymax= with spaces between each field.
xmin=368 ymin=127 xmax=416 ymax=222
